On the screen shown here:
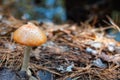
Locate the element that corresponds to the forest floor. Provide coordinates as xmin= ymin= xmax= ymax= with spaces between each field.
xmin=0 ymin=14 xmax=120 ymax=80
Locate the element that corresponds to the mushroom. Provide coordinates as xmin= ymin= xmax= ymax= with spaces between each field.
xmin=13 ymin=22 xmax=47 ymax=72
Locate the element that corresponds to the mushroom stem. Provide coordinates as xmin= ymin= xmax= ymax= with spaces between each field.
xmin=21 ymin=46 xmax=32 ymax=71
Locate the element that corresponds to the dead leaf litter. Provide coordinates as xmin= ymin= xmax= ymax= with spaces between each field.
xmin=0 ymin=15 xmax=120 ymax=80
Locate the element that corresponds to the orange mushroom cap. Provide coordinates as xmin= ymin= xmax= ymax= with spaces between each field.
xmin=13 ymin=22 xmax=47 ymax=46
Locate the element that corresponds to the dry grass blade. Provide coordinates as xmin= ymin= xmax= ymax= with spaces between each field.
xmin=107 ymin=16 xmax=120 ymax=32
xmin=63 ymin=65 xmax=91 ymax=80
xmin=31 ymin=63 xmax=62 ymax=76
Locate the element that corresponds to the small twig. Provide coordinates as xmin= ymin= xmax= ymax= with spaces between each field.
xmin=31 ymin=63 xmax=62 ymax=76
xmin=63 ymin=65 xmax=91 ymax=80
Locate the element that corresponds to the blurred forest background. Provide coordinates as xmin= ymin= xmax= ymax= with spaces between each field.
xmin=0 ymin=0 xmax=120 ymax=25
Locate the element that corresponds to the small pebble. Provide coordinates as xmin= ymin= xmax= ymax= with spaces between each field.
xmin=86 ymin=47 xmax=98 ymax=55
xmin=86 ymin=47 xmax=93 ymax=53
xmin=56 ymin=66 xmax=64 ymax=71
xmin=66 ymin=63 xmax=74 ymax=72
xmin=92 ymin=50 xmax=98 ymax=55
xmin=91 ymin=42 xmax=102 ymax=49
xmin=93 ymin=58 xmax=107 ymax=68
xmin=4 ymin=43 xmax=16 ymax=51
xmin=107 ymin=45 xmax=115 ymax=52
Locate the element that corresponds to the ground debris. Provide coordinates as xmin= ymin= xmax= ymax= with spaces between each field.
xmin=1 ymin=16 xmax=120 ymax=80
